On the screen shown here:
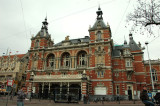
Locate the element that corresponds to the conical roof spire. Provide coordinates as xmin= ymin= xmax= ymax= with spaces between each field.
xmin=34 ymin=17 xmax=50 ymax=38
xmin=129 ymin=33 xmax=141 ymax=51
xmin=42 ymin=17 xmax=48 ymax=31
xmin=96 ymin=6 xmax=103 ymax=19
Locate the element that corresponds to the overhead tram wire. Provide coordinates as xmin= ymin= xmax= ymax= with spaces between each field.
xmin=19 ymin=0 xmax=28 ymax=40
xmin=113 ymin=0 xmax=131 ymax=44
xmin=49 ymin=0 xmax=118 ymax=23
xmin=0 ymin=0 xmax=118 ymax=42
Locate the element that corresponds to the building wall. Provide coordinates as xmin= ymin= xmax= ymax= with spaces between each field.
xmin=0 ymin=54 xmax=27 ymax=92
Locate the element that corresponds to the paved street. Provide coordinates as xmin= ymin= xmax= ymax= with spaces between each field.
xmin=0 ymin=95 xmax=145 ymax=106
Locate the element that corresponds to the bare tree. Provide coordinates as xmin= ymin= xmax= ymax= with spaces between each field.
xmin=127 ymin=0 xmax=160 ymax=35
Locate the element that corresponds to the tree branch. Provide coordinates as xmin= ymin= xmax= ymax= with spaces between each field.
xmin=145 ymin=22 xmax=160 ymax=26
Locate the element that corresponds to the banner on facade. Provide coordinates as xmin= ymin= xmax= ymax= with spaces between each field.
xmin=7 ymin=80 xmax=14 ymax=86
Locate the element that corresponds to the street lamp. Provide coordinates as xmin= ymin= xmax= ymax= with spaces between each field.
xmin=145 ymin=41 xmax=154 ymax=91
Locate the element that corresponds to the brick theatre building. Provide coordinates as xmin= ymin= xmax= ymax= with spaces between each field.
xmin=25 ymin=7 xmax=160 ymax=101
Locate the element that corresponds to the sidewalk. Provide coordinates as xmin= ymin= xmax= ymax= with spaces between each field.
xmin=0 ymin=95 xmax=145 ymax=106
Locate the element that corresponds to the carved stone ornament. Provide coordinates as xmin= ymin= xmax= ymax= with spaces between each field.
xmin=65 ymin=35 xmax=69 ymax=41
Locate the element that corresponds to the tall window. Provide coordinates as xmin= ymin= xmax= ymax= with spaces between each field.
xmin=77 ymin=51 xmax=87 ymax=67
xmin=61 ymin=52 xmax=70 ymax=67
xmin=115 ymin=72 xmax=119 ymax=78
xmin=152 ymin=69 xmax=158 ymax=81
xmin=116 ymin=85 xmax=120 ymax=95
xmin=35 ymin=40 xmax=39 ymax=48
xmin=46 ymin=54 xmax=55 ymax=68
xmin=97 ymin=71 xmax=104 ymax=78
xmin=97 ymin=31 xmax=101 ymax=40
xmin=127 ymin=72 xmax=132 ymax=80
xmin=124 ymin=49 xmax=130 ymax=55
xmin=125 ymin=59 xmax=132 ymax=67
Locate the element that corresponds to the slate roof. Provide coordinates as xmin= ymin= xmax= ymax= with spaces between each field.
xmin=0 ymin=54 xmax=25 ymax=60
xmin=129 ymin=34 xmax=141 ymax=51
xmin=112 ymin=34 xmax=141 ymax=57
xmin=54 ymin=36 xmax=90 ymax=46
xmin=112 ymin=45 xmax=123 ymax=57
xmin=89 ymin=19 xmax=108 ymax=31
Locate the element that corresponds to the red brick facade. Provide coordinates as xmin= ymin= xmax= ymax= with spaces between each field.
xmin=24 ymin=8 xmax=160 ymax=101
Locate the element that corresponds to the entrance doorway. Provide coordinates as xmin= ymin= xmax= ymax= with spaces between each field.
xmin=50 ymin=84 xmax=60 ymax=101
xmin=128 ymin=86 xmax=132 ymax=100
xmin=69 ymin=84 xmax=81 ymax=101
xmin=50 ymin=83 xmax=81 ymax=102
xmin=43 ymin=85 xmax=49 ymax=99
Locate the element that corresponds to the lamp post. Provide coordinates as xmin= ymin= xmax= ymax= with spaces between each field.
xmin=29 ymin=72 xmax=34 ymax=101
xmin=145 ymin=41 xmax=154 ymax=91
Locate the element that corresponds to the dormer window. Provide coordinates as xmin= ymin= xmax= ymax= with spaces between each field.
xmin=125 ymin=59 xmax=132 ymax=67
xmin=97 ymin=31 xmax=101 ymax=40
xmin=124 ymin=49 xmax=130 ymax=55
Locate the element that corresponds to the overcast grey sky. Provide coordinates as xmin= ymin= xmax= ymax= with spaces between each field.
xmin=0 ymin=0 xmax=160 ymax=60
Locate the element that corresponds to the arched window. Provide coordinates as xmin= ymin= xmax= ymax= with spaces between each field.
xmin=61 ymin=52 xmax=70 ymax=67
xmin=46 ymin=54 xmax=55 ymax=68
xmin=152 ymin=69 xmax=158 ymax=81
xmin=77 ymin=51 xmax=87 ymax=67
xmin=35 ymin=40 xmax=39 ymax=48
xmin=97 ymin=31 xmax=101 ymax=40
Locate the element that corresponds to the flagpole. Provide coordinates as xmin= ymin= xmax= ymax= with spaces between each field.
xmin=6 ymin=48 xmax=9 ymax=56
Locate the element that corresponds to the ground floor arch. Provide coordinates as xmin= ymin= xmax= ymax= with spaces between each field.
xmin=33 ymin=82 xmax=82 ymax=102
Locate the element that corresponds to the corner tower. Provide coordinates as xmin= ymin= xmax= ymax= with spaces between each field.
xmin=30 ymin=18 xmax=54 ymax=50
xmin=88 ymin=7 xmax=113 ymax=95
xmin=89 ymin=6 xmax=111 ymax=43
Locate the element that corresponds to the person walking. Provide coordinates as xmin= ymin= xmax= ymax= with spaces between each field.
xmin=140 ymin=86 xmax=154 ymax=106
xmin=17 ymin=85 xmax=26 ymax=106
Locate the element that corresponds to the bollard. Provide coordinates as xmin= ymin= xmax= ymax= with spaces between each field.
xmin=133 ymin=99 xmax=135 ymax=104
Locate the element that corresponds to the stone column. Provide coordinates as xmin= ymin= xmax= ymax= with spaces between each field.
xmin=43 ymin=59 xmax=46 ymax=70
xmin=81 ymin=70 xmax=88 ymax=101
xmin=58 ymin=58 xmax=61 ymax=69
xmin=67 ymin=82 xmax=69 ymax=95
xmin=48 ymin=82 xmax=50 ymax=93
xmin=60 ymin=82 xmax=62 ymax=100
xmin=87 ymin=56 xmax=90 ymax=67
xmin=48 ymin=82 xmax=50 ymax=99
xmin=42 ymin=82 xmax=44 ymax=94
xmin=75 ymin=57 xmax=77 ymax=68
xmin=82 ymin=82 xmax=87 ymax=95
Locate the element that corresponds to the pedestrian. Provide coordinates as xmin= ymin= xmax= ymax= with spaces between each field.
xmin=68 ymin=95 xmax=71 ymax=103
xmin=17 ymin=85 xmax=26 ymax=106
xmin=30 ymin=90 xmax=33 ymax=101
xmin=102 ymin=97 xmax=105 ymax=104
xmin=10 ymin=88 xmax=13 ymax=100
xmin=140 ymin=86 xmax=154 ymax=106
xmin=154 ymin=92 xmax=160 ymax=105
xmin=83 ymin=95 xmax=87 ymax=104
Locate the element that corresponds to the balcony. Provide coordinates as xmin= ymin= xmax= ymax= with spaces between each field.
xmin=46 ymin=66 xmax=55 ymax=71
xmin=125 ymin=66 xmax=133 ymax=71
xmin=60 ymin=66 xmax=70 ymax=71
xmin=34 ymin=74 xmax=83 ymax=81
xmin=96 ymin=63 xmax=104 ymax=70
xmin=31 ymin=67 xmax=37 ymax=71
xmin=76 ymin=65 xmax=87 ymax=69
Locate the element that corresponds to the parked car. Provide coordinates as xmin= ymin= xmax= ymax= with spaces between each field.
xmin=0 ymin=88 xmax=8 ymax=95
